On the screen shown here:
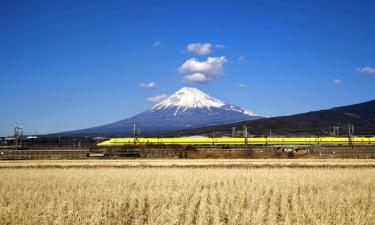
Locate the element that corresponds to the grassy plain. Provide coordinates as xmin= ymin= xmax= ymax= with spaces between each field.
xmin=0 ymin=159 xmax=374 ymax=225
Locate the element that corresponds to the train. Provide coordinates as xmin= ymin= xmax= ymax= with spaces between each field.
xmin=98 ymin=136 xmax=375 ymax=146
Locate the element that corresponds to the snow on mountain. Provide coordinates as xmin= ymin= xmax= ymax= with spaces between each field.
xmin=151 ymin=87 xmax=225 ymax=111
xmin=63 ymin=87 xmax=262 ymax=135
xmin=150 ymin=87 xmax=258 ymax=116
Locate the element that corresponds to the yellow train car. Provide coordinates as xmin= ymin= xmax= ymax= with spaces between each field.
xmin=98 ymin=136 xmax=375 ymax=146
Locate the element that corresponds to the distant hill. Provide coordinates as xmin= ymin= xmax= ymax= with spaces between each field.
xmin=170 ymin=99 xmax=375 ymax=137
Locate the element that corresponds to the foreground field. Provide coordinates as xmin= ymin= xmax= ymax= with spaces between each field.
xmin=1 ymin=159 xmax=375 ymax=168
xmin=0 ymin=160 xmax=375 ymax=225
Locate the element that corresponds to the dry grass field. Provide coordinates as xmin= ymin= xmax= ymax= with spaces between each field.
xmin=1 ymin=159 xmax=375 ymax=225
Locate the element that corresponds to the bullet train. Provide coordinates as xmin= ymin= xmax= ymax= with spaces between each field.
xmin=98 ymin=136 xmax=375 ymax=146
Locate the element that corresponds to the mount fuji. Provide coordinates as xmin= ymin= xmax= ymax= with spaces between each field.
xmin=64 ymin=87 xmax=263 ymax=135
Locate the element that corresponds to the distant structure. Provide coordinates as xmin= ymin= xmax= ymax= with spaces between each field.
xmin=231 ymin=127 xmax=236 ymax=137
xmin=332 ymin=126 xmax=339 ymax=136
xmin=13 ymin=124 xmax=24 ymax=147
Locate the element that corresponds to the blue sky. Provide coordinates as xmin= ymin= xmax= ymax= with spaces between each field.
xmin=0 ymin=0 xmax=374 ymax=136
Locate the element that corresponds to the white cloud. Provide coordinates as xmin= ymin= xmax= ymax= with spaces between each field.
xmin=238 ymin=56 xmax=245 ymax=64
xmin=145 ymin=93 xmax=168 ymax=102
xmin=153 ymin=41 xmax=161 ymax=47
xmin=184 ymin=73 xmax=210 ymax=83
xmin=178 ymin=56 xmax=227 ymax=83
xmin=186 ymin=43 xmax=225 ymax=55
xmin=333 ymin=79 xmax=343 ymax=85
xmin=140 ymin=82 xmax=157 ymax=89
xmin=356 ymin=66 xmax=375 ymax=75
xmin=179 ymin=56 xmax=227 ymax=76
xmin=187 ymin=43 xmax=212 ymax=55
xmin=236 ymin=83 xmax=248 ymax=88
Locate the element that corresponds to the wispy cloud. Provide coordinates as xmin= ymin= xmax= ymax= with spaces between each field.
xmin=214 ymin=44 xmax=225 ymax=49
xmin=186 ymin=43 xmax=225 ymax=55
xmin=145 ymin=93 xmax=168 ymax=102
xmin=333 ymin=79 xmax=343 ymax=85
xmin=178 ymin=56 xmax=227 ymax=83
xmin=235 ymin=83 xmax=248 ymax=88
xmin=238 ymin=56 xmax=245 ymax=64
xmin=140 ymin=82 xmax=157 ymax=89
xmin=356 ymin=66 xmax=375 ymax=75
xmin=153 ymin=41 xmax=162 ymax=47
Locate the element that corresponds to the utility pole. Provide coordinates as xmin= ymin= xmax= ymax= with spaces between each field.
xmin=348 ymin=124 xmax=354 ymax=148
xmin=348 ymin=124 xmax=355 ymax=136
xmin=269 ymin=129 xmax=272 ymax=137
xmin=243 ymin=125 xmax=248 ymax=150
xmin=133 ymin=123 xmax=136 ymax=145
xmin=333 ymin=126 xmax=339 ymax=136
xmin=232 ymin=127 xmax=236 ymax=137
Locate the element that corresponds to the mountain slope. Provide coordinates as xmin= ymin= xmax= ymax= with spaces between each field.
xmin=170 ymin=99 xmax=375 ymax=136
xmin=64 ymin=87 xmax=262 ymax=135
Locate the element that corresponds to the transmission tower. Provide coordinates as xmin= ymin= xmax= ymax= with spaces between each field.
xmin=14 ymin=124 xmax=24 ymax=147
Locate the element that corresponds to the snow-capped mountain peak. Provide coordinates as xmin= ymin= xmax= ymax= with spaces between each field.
xmin=150 ymin=87 xmax=258 ymax=116
xmin=151 ymin=87 xmax=224 ymax=111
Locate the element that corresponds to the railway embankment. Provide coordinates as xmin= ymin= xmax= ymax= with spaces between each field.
xmin=1 ymin=145 xmax=375 ymax=159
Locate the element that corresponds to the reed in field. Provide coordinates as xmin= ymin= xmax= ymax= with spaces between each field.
xmin=0 ymin=166 xmax=374 ymax=224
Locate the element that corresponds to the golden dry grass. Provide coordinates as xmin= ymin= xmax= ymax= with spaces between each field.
xmin=1 ymin=159 xmax=375 ymax=168
xmin=0 ymin=160 xmax=375 ymax=225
